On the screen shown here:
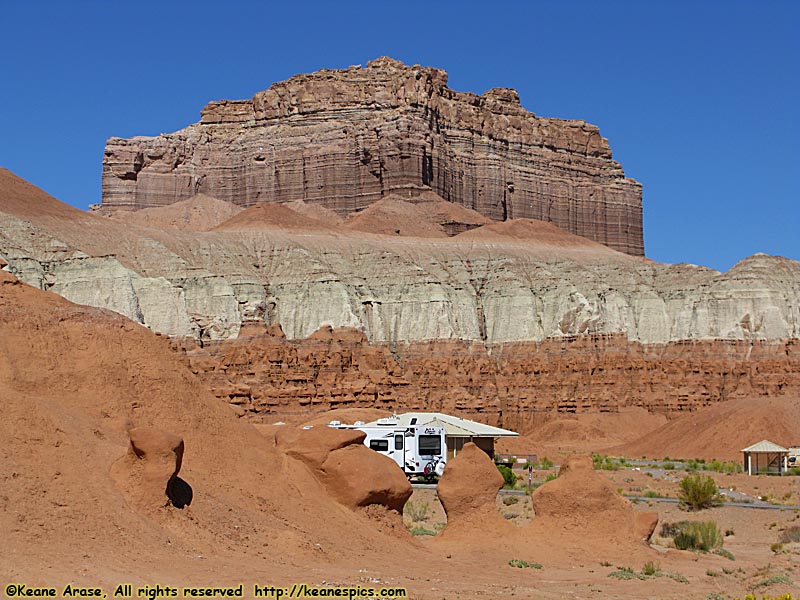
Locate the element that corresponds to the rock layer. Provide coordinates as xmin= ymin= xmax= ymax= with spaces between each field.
xmin=185 ymin=324 xmax=800 ymax=431
xmin=101 ymin=57 xmax=644 ymax=255
xmin=2 ymin=169 xmax=799 ymax=347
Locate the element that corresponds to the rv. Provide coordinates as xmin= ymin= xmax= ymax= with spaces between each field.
xmin=329 ymin=416 xmax=447 ymax=480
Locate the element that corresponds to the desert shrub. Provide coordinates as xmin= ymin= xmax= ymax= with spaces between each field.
xmin=509 ymin=559 xmax=542 ymax=569
xmin=404 ymin=500 xmax=429 ymax=522
xmin=713 ymin=548 xmax=735 ymax=560
xmin=788 ymin=467 xmax=800 ymax=476
xmin=642 ymin=561 xmax=660 ymax=576
xmin=539 ymin=456 xmax=553 ymax=469
xmin=545 ymin=472 xmax=557 ymax=483
xmin=409 ymin=526 xmax=436 ymax=536
xmin=502 ymin=495 xmax=519 ymax=506
xmin=678 ymin=473 xmax=722 ymax=510
xmin=779 ymin=526 xmax=800 ymax=544
xmin=753 ymin=574 xmax=792 ymax=589
xmin=497 ymin=464 xmax=517 ymax=488
xmin=663 ymin=462 xmax=676 ymax=471
xmin=668 ymin=521 xmax=723 ymax=551
xmin=706 ymin=459 xmax=742 ymax=474
xmin=608 ymin=567 xmax=643 ymax=580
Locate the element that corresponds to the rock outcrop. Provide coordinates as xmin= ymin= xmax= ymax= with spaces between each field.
xmin=101 ymin=57 xmax=644 ymax=255
xmin=185 ymin=326 xmax=800 ymax=429
xmin=112 ymin=427 xmax=186 ymax=509
xmin=2 ymin=169 xmax=799 ymax=350
xmin=529 ymin=455 xmax=656 ymax=546
xmin=437 ymin=442 xmax=513 ymax=538
xmin=275 ymin=424 xmax=412 ymax=512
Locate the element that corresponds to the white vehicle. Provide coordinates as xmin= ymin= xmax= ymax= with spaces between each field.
xmin=789 ymin=447 xmax=800 ymax=469
xmin=329 ymin=416 xmax=447 ymax=479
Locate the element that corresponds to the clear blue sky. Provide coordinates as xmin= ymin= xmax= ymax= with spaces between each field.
xmin=1 ymin=1 xmax=797 ymax=271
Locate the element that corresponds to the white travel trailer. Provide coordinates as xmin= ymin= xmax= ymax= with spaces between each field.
xmin=329 ymin=416 xmax=447 ymax=479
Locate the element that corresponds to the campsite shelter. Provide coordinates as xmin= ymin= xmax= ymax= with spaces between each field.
xmin=741 ymin=440 xmax=789 ymax=475
xmin=364 ymin=412 xmax=518 ymax=459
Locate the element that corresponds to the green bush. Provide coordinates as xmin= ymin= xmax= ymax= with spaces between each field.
xmin=539 ymin=456 xmax=553 ymax=469
xmin=497 ymin=464 xmax=517 ymax=488
xmin=667 ymin=521 xmax=724 ymax=551
xmin=642 ymin=561 xmax=660 ymax=576
xmin=678 ymin=473 xmax=722 ymax=510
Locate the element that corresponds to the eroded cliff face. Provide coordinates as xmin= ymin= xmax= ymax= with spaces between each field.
xmin=183 ymin=325 xmax=800 ymax=429
xmin=101 ymin=57 xmax=644 ymax=255
xmin=2 ymin=169 xmax=799 ymax=347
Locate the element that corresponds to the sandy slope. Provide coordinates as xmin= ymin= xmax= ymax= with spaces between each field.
xmin=611 ymin=396 xmax=800 ymax=461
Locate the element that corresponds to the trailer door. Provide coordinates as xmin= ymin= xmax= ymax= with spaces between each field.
xmin=393 ymin=433 xmax=405 ymax=469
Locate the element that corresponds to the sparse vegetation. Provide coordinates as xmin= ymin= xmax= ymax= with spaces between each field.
xmin=606 ymin=564 xmax=688 ymax=583
xmin=642 ymin=561 xmax=660 ymax=576
xmin=539 ymin=456 xmax=553 ymax=470
xmin=502 ymin=495 xmax=519 ymax=506
xmin=678 ymin=473 xmax=723 ymax=510
xmin=713 ymin=548 xmax=735 ymax=561
xmin=779 ymin=526 xmax=800 ymax=544
xmin=409 ymin=526 xmax=436 ymax=536
xmin=753 ymin=574 xmax=792 ymax=589
xmin=509 ymin=559 xmax=542 ymax=569
xmin=404 ymin=500 xmax=429 ymax=523
xmin=663 ymin=462 xmax=676 ymax=471
xmin=662 ymin=520 xmax=724 ymax=552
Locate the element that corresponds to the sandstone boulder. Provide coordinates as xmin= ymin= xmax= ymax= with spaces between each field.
xmin=276 ymin=425 xmax=411 ymax=513
xmin=320 ymin=444 xmax=412 ymax=512
xmin=112 ymin=427 xmax=186 ymax=509
xmin=276 ymin=425 xmax=366 ymax=470
xmin=529 ymin=455 xmax=646 ymax=545
xmin=437 ymin=442 xmax=514 ymax=537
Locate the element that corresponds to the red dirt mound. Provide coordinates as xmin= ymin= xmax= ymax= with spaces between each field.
xmin=344 ymin=196 xmax=449 ymax=238
xmin=457 ymin=216 xmax=617 ymax=251
xmin=0 ymin=167 xmax=84 ymax=219
xmin=343 ymin=192 xmax=492 ymax=238
xmin=529 ymin=455 xmax=657 ymax=548
xmin=497 ymin=408 xmax=668 ymax=457
xmin=105 ymin=194 xmax=243 ymax=231
xmin=282 ymin=199 xmax=344 ymax=225
xmin=610 ymin=396 xmax=800 ymax=461
xmin=211 ymin=201 xmax=333 ymax=231
xmin=437 ymin=442 xmax=514 ymax=539
xmin=0 ymin=269 xmax=419 ymax=583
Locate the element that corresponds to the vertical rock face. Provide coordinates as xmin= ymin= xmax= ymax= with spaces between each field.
xmin=102 ymin=57 xmax=644 ymax=255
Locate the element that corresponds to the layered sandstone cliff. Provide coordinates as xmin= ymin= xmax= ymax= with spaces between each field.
xmin=184 ymin=325 xmax=800 ymax=429
xmin=101 ymin=57 xmax=644 ymax=255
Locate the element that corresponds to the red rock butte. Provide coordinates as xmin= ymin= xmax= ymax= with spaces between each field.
xmin=101 ymin=57 xmax=644 ymax=255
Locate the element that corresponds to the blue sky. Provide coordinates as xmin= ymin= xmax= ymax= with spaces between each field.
xmin=1 ymin=1 xmax=797 ymax=271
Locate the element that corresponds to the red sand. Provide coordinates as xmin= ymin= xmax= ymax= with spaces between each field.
xmin=212 ymin=201 xmax=335 ymax=231
xmin=611 ymin=396 xmax=800 ymax=461
xmin=106 ymin=194 xmax=244 ymax=231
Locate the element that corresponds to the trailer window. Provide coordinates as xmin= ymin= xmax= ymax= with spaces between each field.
xmin=394 ymin=434 xmax=403 ymax=450
xmin=369 ymin=440 xmax=389 ymax=452
xmin=418 ymin=435 xmax=441 ymax=455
